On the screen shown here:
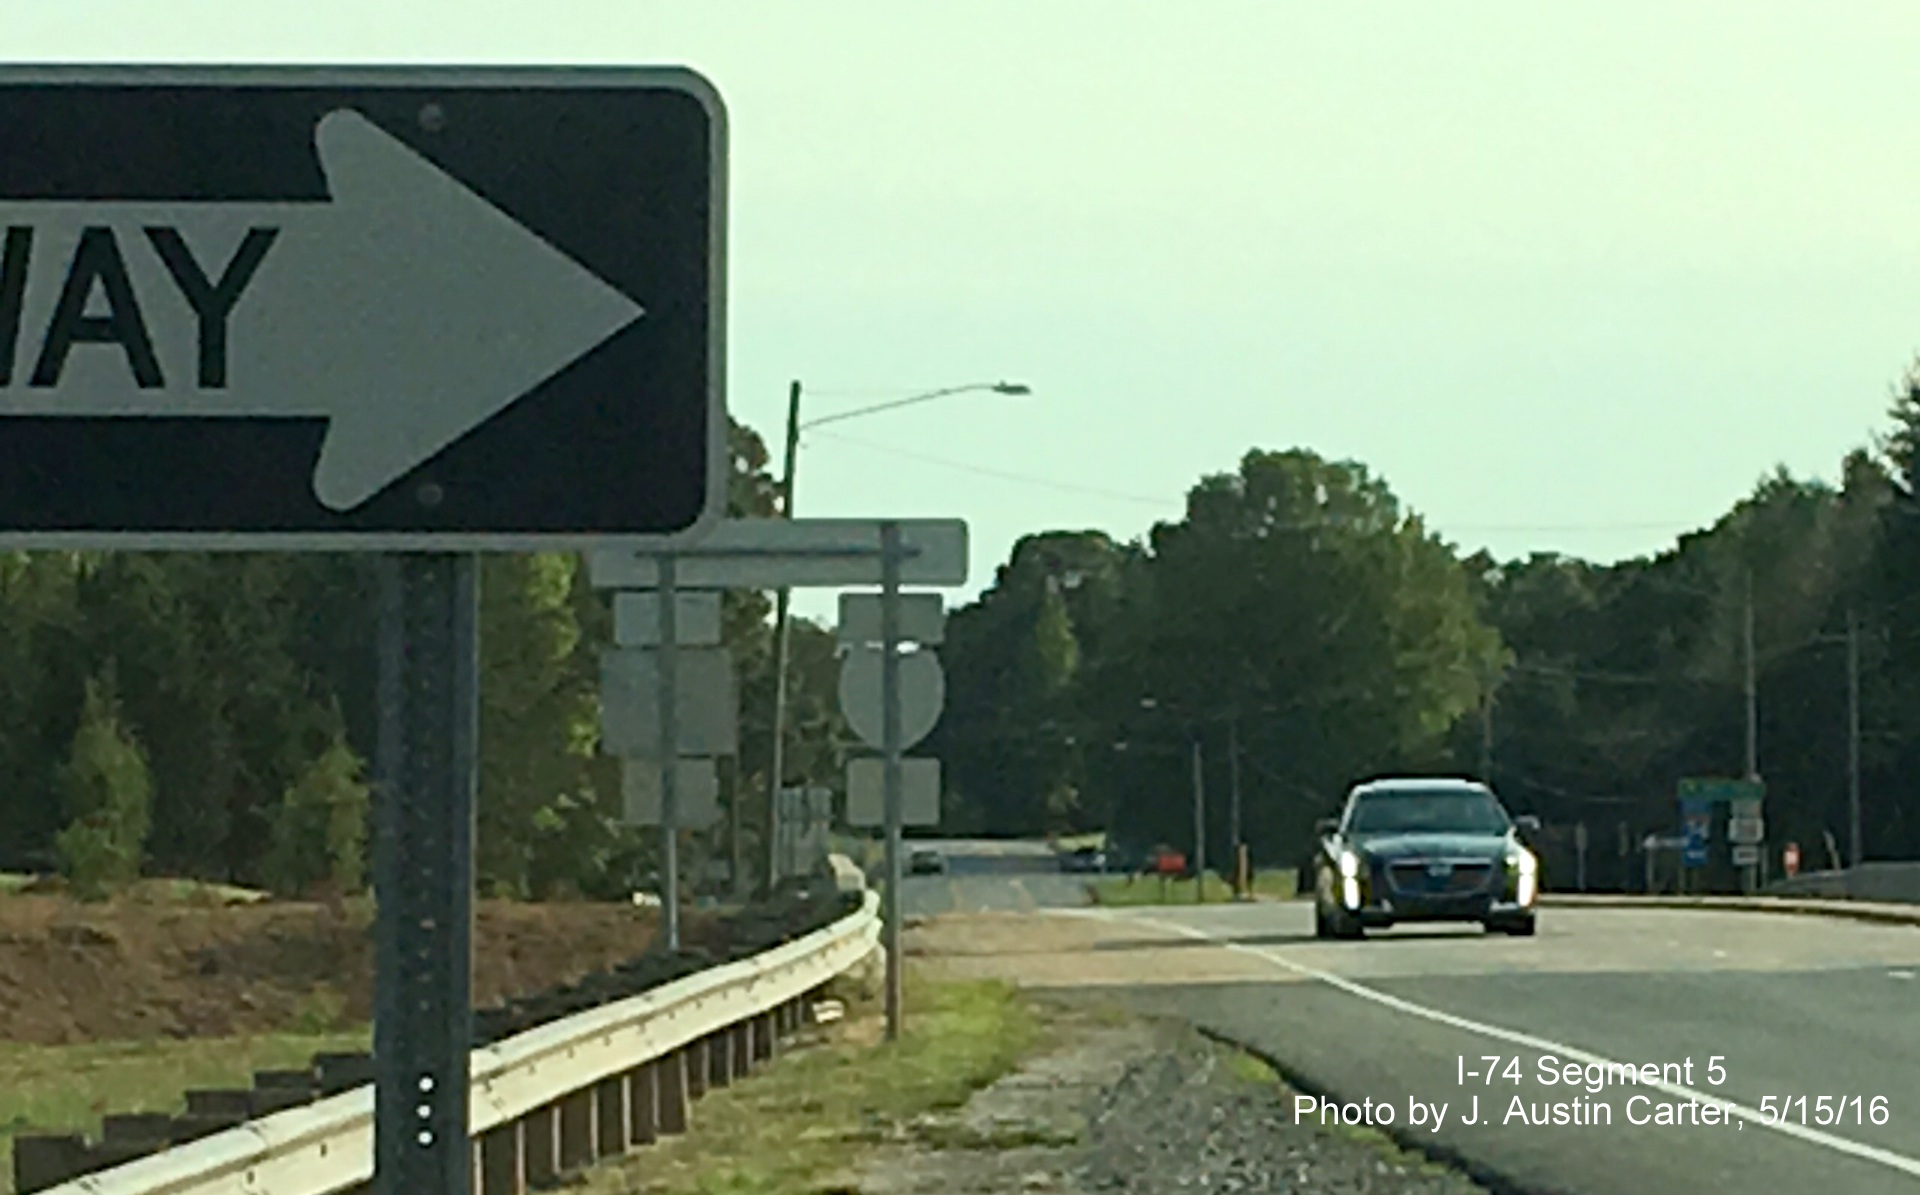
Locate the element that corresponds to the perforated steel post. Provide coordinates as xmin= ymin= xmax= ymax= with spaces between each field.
xmin=658 ymin=556 xmax=682 ymax=951
xmin=881 ymin=521 xmax=904 ymax=1041
xmin=372 ymin=554 xmax=480 ymax=1195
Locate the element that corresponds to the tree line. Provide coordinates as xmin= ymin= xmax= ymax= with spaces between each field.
xmin=13 ymin=369 xmax=1920 ymax=901
xmin=0 ymin=419 xmax=853 ymax=901
xmin=927 ymin=362 xmax=1920 ymax=884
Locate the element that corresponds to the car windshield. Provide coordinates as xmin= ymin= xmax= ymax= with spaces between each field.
xmin=1345 ymin=790 xmax=1510 ymax=836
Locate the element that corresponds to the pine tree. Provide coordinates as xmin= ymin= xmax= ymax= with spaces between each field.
xmin=54 ymin=671 xmax=153 ymax=901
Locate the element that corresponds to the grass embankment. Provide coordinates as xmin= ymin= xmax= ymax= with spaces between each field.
xmin=1086 ymin=869 xmax=1299 ymax=905
xmin=578 ymin=972 xmax=1045 ymax=1195
xmin=0 ymin=1029 xmax=371 ymax=1195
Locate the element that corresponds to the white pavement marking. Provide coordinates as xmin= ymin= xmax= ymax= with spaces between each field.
xmin=1068 ymin=907 xmax=1920 ymax=1181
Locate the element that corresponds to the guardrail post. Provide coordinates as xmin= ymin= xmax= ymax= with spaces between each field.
xmin=477 ymin=1124 xmax=524 ymax=1195
xmin=709 ymin=1029 xmax=734 ymax=1089
xmin=522 ymin=1105 xmax=560 ymax=1189
xmin=100 ymin=1112 xmax=175 ymax=1147
xmin=558 ymin=1088 xmax=597 ymax=1174
xmin=658 ymin=1050 xmax=691 ymax=1135
xmin=686 ymin=1038 xmax=710 ymax=1099
xmin=627 ymin=1061 xmax=660 ymax=1145
xmin=759 ymin=1009 xmax=779 ymax=1059
xmin=596 ymin=1075 xmax=631 ymax=1157
xmin=13 ymin=1134 xmax=87 ymax=1194
xmin=735 ymin=1020 xmax=755 ymax=1074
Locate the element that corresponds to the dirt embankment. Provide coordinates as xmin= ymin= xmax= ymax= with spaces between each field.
xmin=0 ymin=893 xmax=692 ymax=1045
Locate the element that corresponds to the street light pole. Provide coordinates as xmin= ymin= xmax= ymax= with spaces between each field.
xmin=763 ymin=381 xmax=803 ymax=899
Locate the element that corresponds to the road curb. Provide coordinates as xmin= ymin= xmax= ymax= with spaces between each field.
xmin=1539 ymin=894 xmax=1920 ymax=927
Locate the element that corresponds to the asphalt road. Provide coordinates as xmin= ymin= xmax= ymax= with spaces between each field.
xmin=1066 ymin=900 xmax=1920 ymax=1194
xmin=899 ymin=837 xmax=1095 ymax=916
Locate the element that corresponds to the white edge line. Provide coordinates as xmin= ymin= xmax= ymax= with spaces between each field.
xmin=1069 ymin=907 xmax=1920 ymax=1179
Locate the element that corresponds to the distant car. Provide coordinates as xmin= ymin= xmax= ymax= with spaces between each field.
xmin=908 ymin=848 xmax=947 ymax=875
xmin=1311 ymin=777 xmax=1540 ymax=939
xmin=1059 ymin=846 xmax=1107 ymax=873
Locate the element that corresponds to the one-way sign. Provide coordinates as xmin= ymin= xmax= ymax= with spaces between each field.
xmin=0 ymin=65 xmax=726 ymax=549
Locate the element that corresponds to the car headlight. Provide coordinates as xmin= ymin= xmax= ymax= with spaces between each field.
xmin=1337 ymin=850 xmax=1364 ymax=909
xmin=1508 ymin=846 xmax=1538 ymax=905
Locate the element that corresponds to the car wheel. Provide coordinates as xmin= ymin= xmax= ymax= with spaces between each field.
xmin=1489 ymin=916 xmax=1536 ymax=937
xmin=1324 ymin=901 xmax=1363 ymax=940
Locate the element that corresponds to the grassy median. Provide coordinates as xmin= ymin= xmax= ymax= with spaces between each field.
xmin=1086 ymin=869 xmax=1298 ymax=905
xmin=577 ymin=971 xmax=1046 ymax=1195
xmin=0 ymin=1029 xmax=371 ymax=1195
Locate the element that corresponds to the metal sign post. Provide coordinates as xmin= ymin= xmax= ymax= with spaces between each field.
xmin=658 ymin=557 xmax=682 ymax=951
xmin=372 ymin=554 xmax=479 ymax=1195
xmin=881 ymin=521 xmax=906 ymax=1041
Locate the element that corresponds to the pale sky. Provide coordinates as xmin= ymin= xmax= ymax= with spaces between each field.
xmin=13 ymin=2 xmax=1920 ymax=622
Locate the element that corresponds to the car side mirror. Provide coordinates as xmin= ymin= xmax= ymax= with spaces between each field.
xmin=1514 ymin=815 xmax=1541 ymax=833
xmin=1314 ymin=817 xmax=1338 ymax=837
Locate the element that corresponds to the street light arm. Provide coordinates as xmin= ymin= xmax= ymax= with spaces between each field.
xmin=798 ymin=381 xmax=1027 ymax=431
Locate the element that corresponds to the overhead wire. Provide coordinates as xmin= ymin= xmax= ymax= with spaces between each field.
xmin=802 ymin=428 xmax=1723 ymax=535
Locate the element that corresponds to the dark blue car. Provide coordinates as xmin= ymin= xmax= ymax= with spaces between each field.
xmin=1311 ymin=777 xmax=1540 ymax=939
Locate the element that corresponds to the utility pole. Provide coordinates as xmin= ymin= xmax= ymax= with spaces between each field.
xmin=1190 ymin=731 xmax=1207 ymax=902
xmin=1848 ymin=607 xmax=1861 ymax=869
xmin=1227 ymin=713 xmax=1244 ymax=897
xmin=1480 ymin=689 xmax=1494 ymax=784
xmin=764 ymin=380 xmax=802 ymax=898
xmin=1744 ymin=568 xmax=1758 ymax=782
xmin=1739 ymin=568 xmax=1760 ymax=896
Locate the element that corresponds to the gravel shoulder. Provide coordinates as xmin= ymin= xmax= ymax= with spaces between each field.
xmin=843 ymin=994 xmax=1496 ymax=1195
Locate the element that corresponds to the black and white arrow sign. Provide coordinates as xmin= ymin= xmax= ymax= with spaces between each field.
xmin=0 ymin=109 xmax=643 ymax=512
xmin=0 ymin=67 xmax=724 ymax=549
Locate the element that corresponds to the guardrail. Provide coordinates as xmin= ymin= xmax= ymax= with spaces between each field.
xmin=16 ymin=888 xmax=882 ymax=1195
xmin=1761 ymin=862 xmax=1920 ymax=902
xmin=1538 ymin=892 xmax=1920 ymax=926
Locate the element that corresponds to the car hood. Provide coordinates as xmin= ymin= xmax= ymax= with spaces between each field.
xmin=1348 ymin=832 xmax=1511 ymax=861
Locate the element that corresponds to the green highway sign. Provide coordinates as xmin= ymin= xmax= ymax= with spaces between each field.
xmin=1677 ymin=777 xmax=1765 ymax=805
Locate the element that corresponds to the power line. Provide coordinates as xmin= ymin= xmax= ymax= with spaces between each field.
xmin=799 ymin=429 xmax=1719 ymax=535
xmin=802 ymin=429 xmax=1176 ymax=506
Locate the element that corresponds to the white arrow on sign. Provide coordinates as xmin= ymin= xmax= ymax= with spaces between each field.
xmin=0 ymin=108 xmax=645 ymax=511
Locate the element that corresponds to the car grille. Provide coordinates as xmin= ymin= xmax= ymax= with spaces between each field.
xmin=1385 ymin=860 xmax=1495 ymax=896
